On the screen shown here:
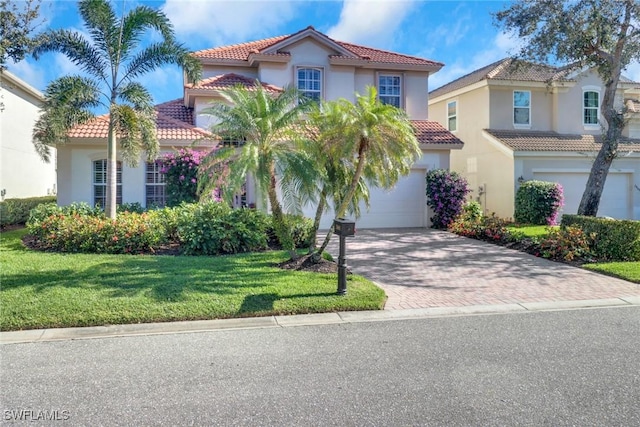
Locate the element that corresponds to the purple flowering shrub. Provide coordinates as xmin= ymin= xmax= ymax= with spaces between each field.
xmin=426 ymin=169 xmax=470 ymax=229
xmin=514 ymin=180 xmax=564 ymax=225
xmin=160 ymin=148 xmax=209 ymax=206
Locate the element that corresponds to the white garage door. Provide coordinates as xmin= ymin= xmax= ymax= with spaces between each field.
xmin=532 ymin=172 xmax=632 ymax=219
xmin=302 ymin=169 xmax=427 ymax=229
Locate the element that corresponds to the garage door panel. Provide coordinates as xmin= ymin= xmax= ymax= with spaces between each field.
xmin=301 ymin=169 xmax=426 ymax=229
xmin=532 ymin=172 xmax=631 ymax=219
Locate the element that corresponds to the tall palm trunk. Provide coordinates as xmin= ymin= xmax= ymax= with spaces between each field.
xmin=308 ymin=190 xmax=326 ymax=254
xmin=267 ymin=163 xmax=298 ymax=260
xmin=316 ymin=140 xmax=367 ymax=256
xmin=106 ymin=113 xmax=118 ymax=219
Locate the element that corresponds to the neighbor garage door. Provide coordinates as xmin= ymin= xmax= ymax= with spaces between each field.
xmin=304 ymin=169 xmax=427 ymax=229
xmin=532 ymin=171 xmax=632 ymax=219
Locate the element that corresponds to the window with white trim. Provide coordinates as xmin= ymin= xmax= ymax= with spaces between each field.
xmin=146 ymin=160 xmax=165 ymax=208
xmin=93 ymin=159 xmax=122 ymax=208
xmin=513 ymin=90 xmax=531 ymax=126
xmin=297 ymin=67 xmax=322 ymax=102
xmin=583 ymin=90 xmax=599 ymax=125
xmin=378 ymin=74 xmax=401 ymax=108
xmin=447 ymin=100 xmax=457 ymax=132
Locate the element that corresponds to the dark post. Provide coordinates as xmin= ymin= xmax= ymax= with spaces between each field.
xmin=333 ymin=218 xmax=356 ymax=295
xmin=337 ymin=235 xmax=347 ymax=295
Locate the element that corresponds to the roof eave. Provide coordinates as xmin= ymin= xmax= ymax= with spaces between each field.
xmin=248 ymin=52 xmax=291 ymax=66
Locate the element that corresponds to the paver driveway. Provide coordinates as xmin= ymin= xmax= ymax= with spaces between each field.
xmin=325 ymin=228 xmax=640 ymax=310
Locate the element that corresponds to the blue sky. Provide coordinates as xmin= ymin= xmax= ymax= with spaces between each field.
xmin=7 ymin=0 xmax=640 ymax=111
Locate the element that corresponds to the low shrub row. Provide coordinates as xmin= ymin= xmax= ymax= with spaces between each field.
xmin=26 ymin=202 xmax=314 ymax=256
xmin=561 ymin=215 xmax=640 ymax=261
xmin=0 ymin=196 xmax=57 ymax=228
xmin=449 ymin=215 xmax=594 ymax=262
xmin=451 ymin=213 xmax=640 ymax=263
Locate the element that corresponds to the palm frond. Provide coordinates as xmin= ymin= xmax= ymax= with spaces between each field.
xmin=110 ymin=103 xmax=158 ymax=166
xmin=32 ymin=75 xmax=100 ymax=162
xmin=78 ymin=0 xmax=119 ymax=67
xmin=122 ymin=41 xmax=201 ymax=85
xmin=119 ymin=5 xmax=175 ymax=60
xmin=117 ymin=81 xmax=154 ymax=111
xmin=33 ymin=30 xmax=107 ymax=81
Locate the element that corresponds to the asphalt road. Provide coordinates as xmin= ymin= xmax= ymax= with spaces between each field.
xmin=1 ymin=307 xmax=639 ymax=426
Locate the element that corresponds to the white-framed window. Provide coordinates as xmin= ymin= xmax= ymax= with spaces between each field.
xmin=583 ymin=90 xmax=599 ymax=125
xmin=297 ymin=67 xmax=322 ymax=102
xmin=513 ymin=90 xmax=531 ymax=126
xmin=378 ymin=74 xmax=402 ymax=108
xmin=447 ymin=100 xmax=457 ymax=132
xmin=93 ymin=159 xmax=122 ymax=208
xmin=145 ymin=160 xmax=165 ymax=208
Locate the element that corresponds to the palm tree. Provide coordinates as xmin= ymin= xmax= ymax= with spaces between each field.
xmin=314 ymin=86 xmax=421 ymax=257
xmin=31 ymin=0 xmax=201 ymax=218
xmin=200 ymin=82 xmax=315 ymax=260
xmin=304 ymin=102 xmax=371 ymax=254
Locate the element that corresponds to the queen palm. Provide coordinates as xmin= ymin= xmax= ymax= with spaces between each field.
xmin=200 ymin=82 xmax=315 ymax=260
xmin=315 ymin=86 xmax=421 ymax=257
xmin=31 ymin=0 xmax=201 ymax=218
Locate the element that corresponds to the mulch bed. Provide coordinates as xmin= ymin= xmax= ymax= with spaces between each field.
xmin=278 ymin=253 xmax=343 ymax=274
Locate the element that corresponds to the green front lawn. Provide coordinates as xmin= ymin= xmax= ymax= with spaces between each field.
xmin=583 ymin=262 xmax=640 ymax=284
xmin=506 ymin=224 xmax=558 ymax=238
xmin=0 ymin=229 xmax=385 ymax=331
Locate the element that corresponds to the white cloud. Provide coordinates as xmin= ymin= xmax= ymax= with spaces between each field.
xmin=429 ymin=30 xmax=521 ymax=90
xmin=6 ymin=60 xmax=47 ymax=91
xmin=162 ymin=0 xmax=296 ymax=47
xmin=623 ymin=61 xmax=640 ymax=82
xmin=326 ymin=0 xmax=417 ymax=48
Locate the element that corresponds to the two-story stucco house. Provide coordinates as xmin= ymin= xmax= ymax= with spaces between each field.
xmin=59 ymin=26 xmax=462 ymax=228
xmin=429 ymin=58 xmax=640 ymax=220
xmin=1 ymin=70 xmax=57 ymax=200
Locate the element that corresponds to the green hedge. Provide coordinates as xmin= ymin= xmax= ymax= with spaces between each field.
xmin=0 ymin=196 xmax=57 ymax=228
xmin=561 ymin=215 xmax=640 ymax=261
xmin=514 ymin=180 xmax=564 ymax=225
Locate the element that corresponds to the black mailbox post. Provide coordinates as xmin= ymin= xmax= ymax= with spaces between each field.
xmin=333 ymin=218 xmax=356 ymax=295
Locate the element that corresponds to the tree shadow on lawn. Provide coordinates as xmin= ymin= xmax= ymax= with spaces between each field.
xmin=238 ymin=291 xmax=341 ymax=314
xmin=2 ymin=255 xmax=284 ymax=302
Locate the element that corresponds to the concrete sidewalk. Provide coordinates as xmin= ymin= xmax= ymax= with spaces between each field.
xmin=2 ymin=297 xmax=639 ymax=344
xmin=325 ymin=228 xmax=640 ymax=310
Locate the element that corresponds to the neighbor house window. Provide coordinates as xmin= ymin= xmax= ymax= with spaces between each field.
xmin=447 ymin=100 xmax=457 ymax=132
xmin=583 ymin=90 xmax=599 ymax=125
xmin=378 ymin=74 xmax=401 ymax=107
xmin=93 ymin=159 xmax=122 ymax=208
xmin=297 ymin=67 xmax=322 ymax=102
xmin=513 ymin=90 xmax=531 ymax=126
xmin=146 ymin=160 xmax=165 ymax=208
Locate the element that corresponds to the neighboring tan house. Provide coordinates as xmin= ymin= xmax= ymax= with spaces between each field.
xmin=0 ymin=70 xmax=57 ymax=200
xmin=60 ymin=26 xmax=462 ymax=228
xmin=429 ymin=58 xmax=640 ymax=220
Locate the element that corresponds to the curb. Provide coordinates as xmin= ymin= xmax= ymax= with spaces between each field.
xmin=1 ymin=296 xmax=639 ymax=345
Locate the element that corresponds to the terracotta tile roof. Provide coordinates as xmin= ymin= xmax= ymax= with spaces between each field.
xmin=193 ymin=28 xmax=442 ymax=68
xmin=411 ymin=120 xmax=464 ymax=146
xmin=485 ymin=129 xmax=640 ymax=152
xmin=67 ymin=99 xmax=212 ymax=141
xmin=429 ymin=58 xmax=581 ymax=99
xmin=187 ymin=73 xmax=282 ymax=93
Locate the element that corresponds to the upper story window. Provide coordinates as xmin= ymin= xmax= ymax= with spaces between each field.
xmin=297 ymin=67 xmax=322 ymax=102
xmin=447 ymin=100 xmax=457 ymax=132
xmin=513 ymin=90 xmax=531 ymax=126
xmin=93 ymin=159 xmax=122 ymax=208
xmin=583 ymin=90 xmax=599 ymax=125
xmin=378 ymin=75 xmax=401 ymax=108
xmin=146 ymin=160 xmax=165 ymax=208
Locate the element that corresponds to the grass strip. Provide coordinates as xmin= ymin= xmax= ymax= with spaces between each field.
xmin=1 ymin=229 xmax=385 ymax=331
